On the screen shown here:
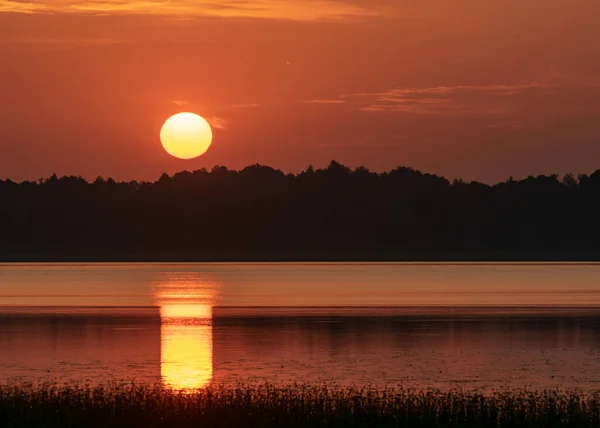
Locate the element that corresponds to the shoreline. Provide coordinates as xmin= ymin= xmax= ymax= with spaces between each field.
xmin=3 ymin=250 xmax=600 ymax=263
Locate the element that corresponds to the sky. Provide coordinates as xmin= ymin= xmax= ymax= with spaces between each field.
xmin=1 ymin=0 xmax=600 ymax=183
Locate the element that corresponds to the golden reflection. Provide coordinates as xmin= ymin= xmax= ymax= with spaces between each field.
xmin=153 ymin=273 xmax=219 ymax=390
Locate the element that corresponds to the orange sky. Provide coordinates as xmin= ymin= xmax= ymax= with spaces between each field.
xmin=1 ymin=0 xmax=600 ymax=183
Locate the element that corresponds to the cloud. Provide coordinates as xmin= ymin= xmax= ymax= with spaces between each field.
xmin=349 ymin=83 xmax=549 ymax=115
xmin=315 ymin=140 xmax=399 ymax=148
xmin=223 ymin=103 xmax=260 ymax=109
xmin=348 ymin=82 xmax=600 ymax=118
xmin=0 ymin=36 xmax=131 ymax=46
xmin=69 ymin=1 xmax=166 ymax=13
xmin=302 ymin=99 xmax=346 ymax=104
xmin=0 ymin=0 xmax=378 ymax=20
xmin=0 ymin=0 xmax=47 ymax=12
xmin=347 ymin=80 xmax=600 ymax=133
xmin=206 ymin=116 xmax=226 ymax=130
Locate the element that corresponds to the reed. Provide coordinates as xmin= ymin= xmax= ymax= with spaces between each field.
xmin=1 ymin=383 xmax=599 ymax=427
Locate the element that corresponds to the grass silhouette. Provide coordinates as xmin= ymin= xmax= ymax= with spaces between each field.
xmin=1 ymin=383 xmax=600 ymax=427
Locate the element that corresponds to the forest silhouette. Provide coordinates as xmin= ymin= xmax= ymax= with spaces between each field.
xmin=2 ymin=161 xmax=600 ymax=261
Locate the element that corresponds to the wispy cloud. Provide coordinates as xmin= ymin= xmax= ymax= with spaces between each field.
xmin=0 ymin=36 xmax=131 ymax=46
xmin=0 ymin=0 xmax=377 ymax=20
xmin=69 ymin=1 xmax=166 ymax=13
xmin=302 ymin=99 xmax=346 ymax=104
xmin=0 ymin=0 xmax=47 ymax=12
xmin=348 ymin=81 xmax=600 ymax=132
xmin=349 ymin=83 xmax=549 ymax=115
xmin=224 ymin=103 xmax=260 ymax=109
xmin=315 ymin=140 xmax=399 ymax=148
xmin=206 ymin=116 xmax=226 ymax=130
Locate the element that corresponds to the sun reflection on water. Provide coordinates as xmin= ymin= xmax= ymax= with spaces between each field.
xmin=153 ymin=273 xmax=219 ymax=390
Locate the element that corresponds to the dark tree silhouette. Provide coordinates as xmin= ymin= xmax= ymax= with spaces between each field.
xmin=0 ymin=161 xmax=599 ymax=261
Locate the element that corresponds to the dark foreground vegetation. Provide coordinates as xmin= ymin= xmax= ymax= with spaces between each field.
xmin=1 ymin=384 xmax=599 ymax=428
xmin=3 ymin=161 xmax=600 ymax=261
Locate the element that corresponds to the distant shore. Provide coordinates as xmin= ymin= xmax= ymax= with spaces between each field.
xmin=4 ymin=165 xmax=600 ymax=265
xmin=2 ymin=250 xmax=600 ymax=263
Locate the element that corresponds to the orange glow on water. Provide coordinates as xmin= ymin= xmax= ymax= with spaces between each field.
xmin=160 ymin=303 xmax=212 ymax=319
xmin=154 ymin=273 xmax=219 ymax=390
xmin=160 ymin=305 xmax=213 ymax=390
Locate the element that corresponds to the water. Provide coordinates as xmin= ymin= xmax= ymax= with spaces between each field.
xmin=1 ymin=262 xmax=600 ymax=391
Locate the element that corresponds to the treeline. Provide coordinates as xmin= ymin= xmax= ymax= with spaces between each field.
xmin=1 ymin=161 xmax=600 ymax=261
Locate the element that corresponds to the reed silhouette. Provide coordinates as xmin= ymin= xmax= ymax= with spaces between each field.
xmin=1 ymin=384 xmax=599 ymax=428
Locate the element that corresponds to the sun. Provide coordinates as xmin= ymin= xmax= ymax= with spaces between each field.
xmin=160 ymin=112 xmax=213 ymax=159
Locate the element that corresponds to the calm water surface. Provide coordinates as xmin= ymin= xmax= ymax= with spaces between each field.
xmin=1 ymin=263 xmax=600 ymax=391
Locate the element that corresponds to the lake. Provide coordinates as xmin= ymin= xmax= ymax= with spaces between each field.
xmin=1 ymin=262 xmax=600 ymax=391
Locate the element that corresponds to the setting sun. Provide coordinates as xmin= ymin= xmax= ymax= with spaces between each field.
xmin=160 ymin=112 xmax=213 ymax=159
